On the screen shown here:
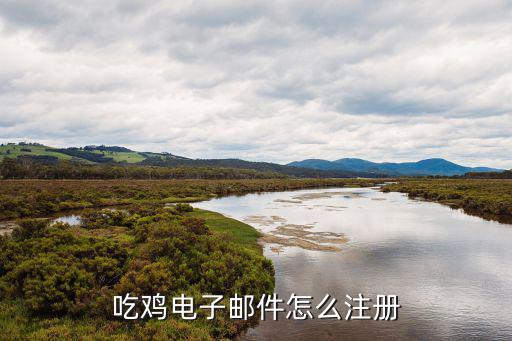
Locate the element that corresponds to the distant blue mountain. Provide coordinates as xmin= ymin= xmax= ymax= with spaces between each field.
xmin=287 ymin=158 xmax=502 ymax=176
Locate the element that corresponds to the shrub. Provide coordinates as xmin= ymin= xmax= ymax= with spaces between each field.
xmin=175 ymin=203 xmax=193 ymax=213
xmin=0 ymin=205 xmax=274 ymax=338
xmin=12 ymin=219 xmax=48 ymax=241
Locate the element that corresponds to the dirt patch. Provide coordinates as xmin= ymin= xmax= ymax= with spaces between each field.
xmin=243 ymin=215 xmax=275 ymax=226
xmin=258 ymin=223 xmax=348 ymax=252
xmin=273 ymin=225 xmax=348 ymax=244
xmin=0 ymin=221 xmax=17 ymax=236
xmin=243 ymin=214 xmax=287 ymax=226
xmin=259 ymin=234 xmax=342 ymax=252
xmin=271 ymin=215 xmax=287 ymax=223
xmin=243 ymin=214 xmax=348 ymax=252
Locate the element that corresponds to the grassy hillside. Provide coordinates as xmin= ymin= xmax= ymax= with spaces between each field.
xmin=87 ymin=149 xmax=146 ymax=163
xmin=0 ymin=144 xmax=73 ymax=161
xmin=0 ymin=143 xmax=171 ymax=164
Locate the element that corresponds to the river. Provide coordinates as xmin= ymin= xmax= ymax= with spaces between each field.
xmin=194 ymin=187 xmax=512 ymax=340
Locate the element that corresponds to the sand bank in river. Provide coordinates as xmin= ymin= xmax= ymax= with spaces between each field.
xmin=291 ymin=191 xmax=362 ymax=201
xmin=256 ymin=221 xmax=349 ymax=252
xmin=243 ymin=214 xmax=288 ymax=226
xmin=260 ymin=234 xmax=343 ymax=252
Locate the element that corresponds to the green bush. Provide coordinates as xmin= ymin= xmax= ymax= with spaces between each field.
xmin=0 ymin=204 xmax=275 ymax=339
xmin=12 ymin=219 xmax=48 ymax=240
xmin=175 ymin=203 xmax=193 ymax=213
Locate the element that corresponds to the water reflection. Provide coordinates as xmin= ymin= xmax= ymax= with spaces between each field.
xmin=52 ymin=214 xmax=81 ymax=225
xmin=195 ymin=188 xmax=512 ymax=340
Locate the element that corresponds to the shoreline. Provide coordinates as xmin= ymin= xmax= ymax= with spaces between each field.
xmin=0 ymin=178 xmax=385 ymax=220
xmin=383 ymin=179 xmax=512 ymax=224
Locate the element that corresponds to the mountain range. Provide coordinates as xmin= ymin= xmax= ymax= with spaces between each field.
xmin=0 ymin=143 xmax=503 ymax=177
xmin=287 ymin=158 xmax=502 ymax=176
xmin=0 ymin=143 xmax=385 ymax=178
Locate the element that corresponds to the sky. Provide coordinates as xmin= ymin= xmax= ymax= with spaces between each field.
xmin=0 ymin=1 xmax=511 ymax=168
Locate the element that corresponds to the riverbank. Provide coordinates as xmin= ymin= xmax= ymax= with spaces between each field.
xmin=1 ymin=179 xmax=379 ymax=339
xmin=384 ymin=179 xmax=512 ymax=223
xmin=195 ymin=185 xmax=512 ymax=339
xmin=0 ymin=178 xmax=384 ymax=220
xmin=0 ymin=205 xmax=272 ymax=340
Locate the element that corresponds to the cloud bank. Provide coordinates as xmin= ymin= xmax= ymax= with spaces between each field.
xmin=0 ymin=0 xmax=511 ymax=167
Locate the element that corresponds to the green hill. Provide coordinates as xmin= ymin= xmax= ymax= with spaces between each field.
xmin=0 ymin=142 xmax=388 ymax=178
xmin=0 ymin=143 xmax=74 ymax=161
xmin=0 ymin=143 xmax=185 ymax=164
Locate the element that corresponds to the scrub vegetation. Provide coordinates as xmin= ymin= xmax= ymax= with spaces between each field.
xmin=0 ymin=204 xmax=273 ymax=339
xmin=384 ymin=179 xmax=512 ymax=222
xmin=0 ymin=177 xmax=382 ymax=338
xmin=0 ymin=178 xmax=381 ymax=220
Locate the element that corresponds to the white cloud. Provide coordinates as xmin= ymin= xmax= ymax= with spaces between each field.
xmin=0 ymin=0 xmax=511 ymax=168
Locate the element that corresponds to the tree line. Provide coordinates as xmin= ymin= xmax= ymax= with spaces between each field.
xmin=0 ymin=157 xmax=287 ymax=180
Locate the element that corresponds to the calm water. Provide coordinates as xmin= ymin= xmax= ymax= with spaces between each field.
xmin=194 ymin=187 xmax=512 ymax=340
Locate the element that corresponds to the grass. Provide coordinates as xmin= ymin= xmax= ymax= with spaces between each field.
xmin=189 ymin=209 xmax=262 ymax=253
xmin=89 ymin=150 xmax=147 ymax=163
xmin=0 ymin=145 xmax=72 ymax=161
xmin=0 ymin=144 xmax=149 ymax=164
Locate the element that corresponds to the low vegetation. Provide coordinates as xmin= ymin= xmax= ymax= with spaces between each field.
xmin=384 ymin=179 xmax=512 ymax=222
xmin=0 ymin=143 xmax=73 ymax=161
xmin=0 ymin=178 xmax=382 ymax=220
xmin=0 ymin=204 xmax=273 ymax=339
xmin=0 ymin=143 xmax=150 ymax=164
xmin=0 ymin=176 xmax=383 ymax=339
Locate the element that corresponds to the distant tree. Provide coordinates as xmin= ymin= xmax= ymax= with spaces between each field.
xmin=0 ymin=158 xmax=21 ymax=178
